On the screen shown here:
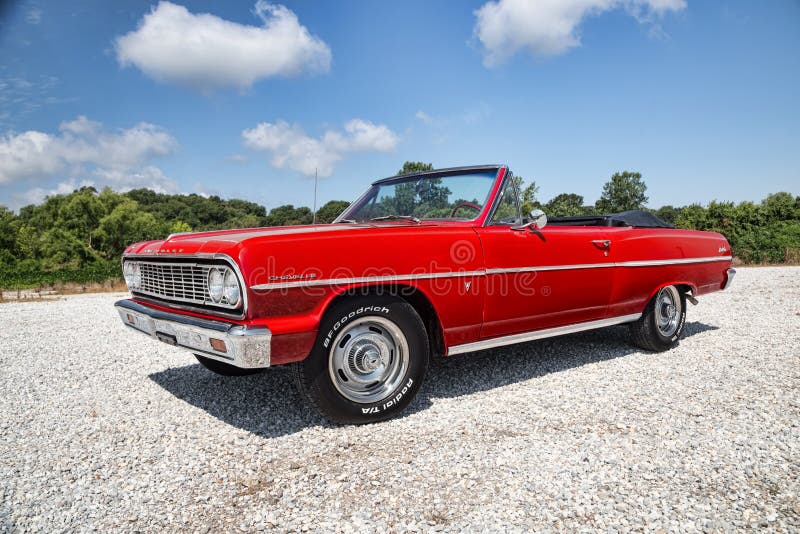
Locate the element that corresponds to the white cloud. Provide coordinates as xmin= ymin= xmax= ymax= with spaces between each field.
xmin=26 ymin=7 xmax=42 ymax=25
xmin=0 ymin=75 xmax=64 ymax=128
xmin=93 ymin=166 xmax=179 ymax=194
xmin=242 ymin=119 xmax=399 ymax=177
xmin=114 ymin=1 xmax=331 ymax=91
xmin=0 ymin=116 xmax=177 ymax=185
xmin=10 ymin=168 xmax=179 ymax=211
xmin=415 ymin=111 xmax=434 ymax=125
xmin=17 ymin=179 xmax=95 ymax=208
xmin=474 ymin=0 xmax=687 ymax=66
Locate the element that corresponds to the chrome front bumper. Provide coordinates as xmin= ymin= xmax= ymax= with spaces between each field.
xmin=115 ymin=299 xmax=271 ymax=368
xmin=723 ymin=268 xmax=736 ymax=290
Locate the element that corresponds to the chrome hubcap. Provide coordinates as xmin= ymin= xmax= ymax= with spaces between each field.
xmin=655 ymin=286 xmax=681 ymax=338
xmin=329 ymin=317 xmax=409 ymax=404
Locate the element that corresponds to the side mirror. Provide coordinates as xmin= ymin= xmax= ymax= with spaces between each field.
xmin=511 ymin=209 xmax=547 ymax=232
xmin=529 ymin=209 xmax=547 ymax=229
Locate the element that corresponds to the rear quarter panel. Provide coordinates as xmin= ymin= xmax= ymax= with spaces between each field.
xmin=606 ymin=227 xmax=732 ymax=317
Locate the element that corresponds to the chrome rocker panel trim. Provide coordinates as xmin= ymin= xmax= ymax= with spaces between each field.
xmin=114 ymin=299 xmax=271 ymax=368
xmin=447 ymin=313 xmax=642 ymax=355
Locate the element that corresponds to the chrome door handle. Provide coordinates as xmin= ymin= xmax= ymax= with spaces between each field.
xmin=592 ymin=240 xmax=611 ymax=249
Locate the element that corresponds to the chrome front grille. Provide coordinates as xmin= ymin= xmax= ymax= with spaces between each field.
xmin=137 ymin=262 xmax=211 ymax=305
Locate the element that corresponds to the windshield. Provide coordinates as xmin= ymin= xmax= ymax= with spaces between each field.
xmin=340 ymin=170 xmax=498 ymax=222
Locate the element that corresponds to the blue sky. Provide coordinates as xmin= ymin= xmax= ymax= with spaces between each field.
xmin=0 ymin=0 xmax=798 ymax=212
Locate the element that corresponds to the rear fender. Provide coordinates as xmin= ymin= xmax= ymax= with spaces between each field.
xmin=642 ymin=280 xmax=698 ymax=310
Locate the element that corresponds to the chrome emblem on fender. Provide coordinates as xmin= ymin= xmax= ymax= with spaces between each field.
xmin=268 ymin=273 xmax=319 ymax=282
xmin=464 ymin=281 xmax=472 ymax=291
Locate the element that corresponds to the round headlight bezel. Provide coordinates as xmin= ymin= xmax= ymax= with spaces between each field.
xmin=208 ymin=268 xmax=225 ymax=303
xmin=222 ymin=269 xmax=241 ymax=307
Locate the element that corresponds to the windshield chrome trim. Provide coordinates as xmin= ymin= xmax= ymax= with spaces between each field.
xmin=481 ymin=167 xmax=518 ymax=227
xmin=371 ymin=164 xmax=503 ymax=185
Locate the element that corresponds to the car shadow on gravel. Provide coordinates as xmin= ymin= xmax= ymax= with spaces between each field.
xmin=409 ymin=321 xmax=719 ymax=416
xmin=148 ymin=321 xmax=717 ymax=437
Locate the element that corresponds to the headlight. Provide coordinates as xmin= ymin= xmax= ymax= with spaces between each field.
xmin=123 ymin=262 xmax=140 ymax=290
xmin=208 ymin=268 xmax=225 ymax=303
xmin=223 ymin=269 xmax=241 ymax=307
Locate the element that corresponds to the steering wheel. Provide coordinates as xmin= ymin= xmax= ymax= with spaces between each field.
xmin=449 ymin=201 xmax=481 ymax=218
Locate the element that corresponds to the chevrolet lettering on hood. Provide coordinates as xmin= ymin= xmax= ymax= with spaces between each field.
xmin=114 ymin=164 xmax=735 ymax=424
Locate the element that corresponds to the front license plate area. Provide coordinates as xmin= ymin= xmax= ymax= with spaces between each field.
xmin=156 ymin=332 xmax=178 ymax=346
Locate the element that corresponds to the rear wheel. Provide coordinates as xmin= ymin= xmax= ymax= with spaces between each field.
xmin=194 ymin=354 xmax=266 ymax=376
xmin=630 ymin=285 xmax=686 ymax=352
xmin=292 ymin=295 xmax=429 ymax=424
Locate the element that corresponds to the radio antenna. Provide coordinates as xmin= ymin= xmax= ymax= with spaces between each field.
xmin=312 ymin=167 xmax=318 ymax=225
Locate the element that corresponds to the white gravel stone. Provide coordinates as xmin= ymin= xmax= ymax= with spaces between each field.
xmin=0 ymin=267 xmax=798 ymax=531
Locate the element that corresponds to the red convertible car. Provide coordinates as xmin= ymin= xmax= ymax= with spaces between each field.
xmin=115 ymin=165 xmax=735 ymax=423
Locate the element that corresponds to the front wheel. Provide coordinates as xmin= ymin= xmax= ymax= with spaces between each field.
xmin=629 ymin=285 xmax=687 ymax=352
xmin=292 ymin=295 xmax=429 ymax=424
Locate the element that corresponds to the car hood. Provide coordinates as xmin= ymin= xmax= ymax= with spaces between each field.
xmin=123 ymin=222 xmax=443 ymax=256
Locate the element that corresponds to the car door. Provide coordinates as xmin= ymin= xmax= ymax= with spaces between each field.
xmin=475 ymin=178 xmax=615 ymax=339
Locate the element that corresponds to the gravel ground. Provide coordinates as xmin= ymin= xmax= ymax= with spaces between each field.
xmin=1 ymin=266 xmax=798 ymax=532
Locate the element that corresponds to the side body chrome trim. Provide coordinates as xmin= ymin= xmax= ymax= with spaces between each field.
xmin=618 ymin=256 xmax=732 ymax=268
xmin=251 ymin=270 xmax=485 ymax=291
xmin=250 ymin=256 xmax=733 ymax=290
xmin=447 ymin=313 xmax=642 ymax=355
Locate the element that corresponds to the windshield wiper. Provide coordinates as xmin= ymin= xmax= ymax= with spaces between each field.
xmin=369 ymin=215 xmax=421 ymax=224
xmin=338 ymin=218 xmax=358 ymax=224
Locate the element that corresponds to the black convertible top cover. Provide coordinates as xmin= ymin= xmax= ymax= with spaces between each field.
xmin=547 ymin=210 xmax=674 ymax=228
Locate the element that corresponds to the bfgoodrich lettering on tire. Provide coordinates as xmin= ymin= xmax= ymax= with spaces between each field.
xmin=630 ymin=285 xmax=687 ymax=352
xmin=292 ymin=295 xmax=429 ymax=424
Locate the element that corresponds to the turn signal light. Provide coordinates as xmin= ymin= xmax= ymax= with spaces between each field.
xmin=126 ymin=313 xmax=136 ymax=325
xmin=210 ymin=338 xmax=227 ymax=353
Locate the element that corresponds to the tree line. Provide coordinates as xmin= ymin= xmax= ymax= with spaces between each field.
xmin=1 ymin=162 xmax=798 ymax=289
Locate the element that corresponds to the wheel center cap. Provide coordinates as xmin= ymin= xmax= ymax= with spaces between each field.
xmin=347 ymin=334 xmax=390 ymax=375
xmin=363 ymin=350 xmax=382 ymax=371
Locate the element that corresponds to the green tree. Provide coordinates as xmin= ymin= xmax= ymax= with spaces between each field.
xmin=169 ymin=220 xmax=193 ymax=234
xmin=761 ymin=192 xmax=795 ymax=221
xmin=511 ymin=175 xmax=540 ymax=215
xmin=595 ymin=171 xmax=649 ymax=213
xmin=316 ymin=200 xmax=350 ymax=223
xmin=397 ymin=161 xmax=434 ymax=175
xmin=653 ymin=205 xmax=682 ymax=225
xmin=58 ymin=187 xmax=106 ymax=248
xmin=94 ymin=199 xmax=162 ymax=258
xmin=545 ymin=193 xmax=586 ymax=217
xmin=38 ymin=227 xmax=98 ymax=270
xmin=15 ymin=225 xmax=39 ymax=259
xmin=0 ymin=206 xmax=18 ymax=253
xmin=265 ymin=205 xmax=313 ymax=226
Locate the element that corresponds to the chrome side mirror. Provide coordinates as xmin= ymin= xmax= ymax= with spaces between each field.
xmin=511 ymin=209 xmax=547 ymax=232
xmin=529 ymin=209 xmax=547 ymax=229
